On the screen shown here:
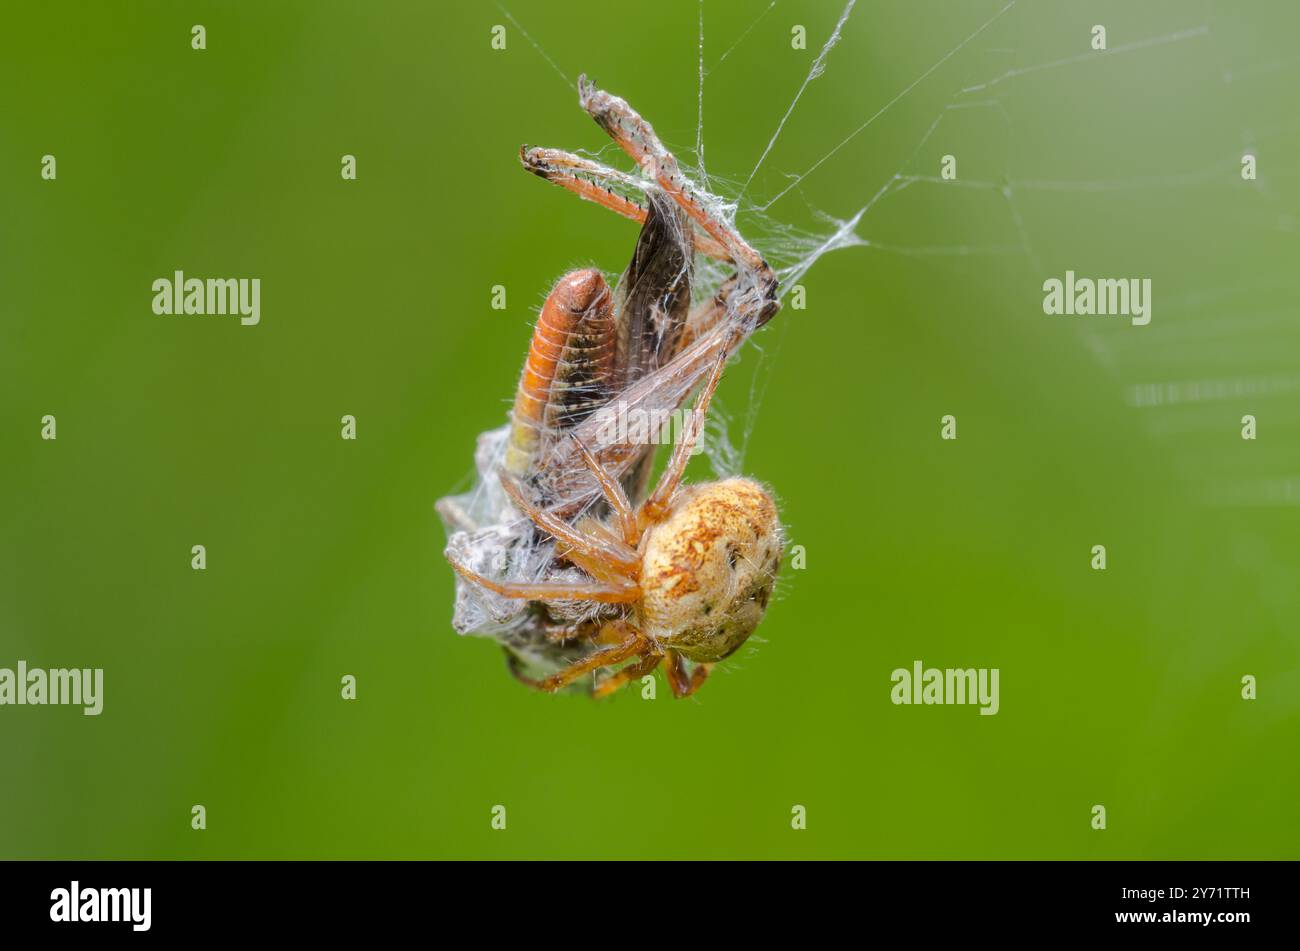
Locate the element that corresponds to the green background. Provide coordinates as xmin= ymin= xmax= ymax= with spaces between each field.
xmin=2 ymin=0 xmax=1297 ymax=859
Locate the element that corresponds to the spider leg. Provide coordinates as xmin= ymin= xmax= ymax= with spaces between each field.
xmin=578 ymin=77 xmax=775 ymax=287
xmin=663 ymin=650 xmax=713 ymax=699
xmin=530 ymin=621 xmax=649 ymax=692
xmin=560 ymin=547 xmax=639 ymax=589
xmin=638 ymin=349 xmax=728 ymax=526
xmin=446 ymin=552 xmax=639 ymax=604
xmin=499 ymin=639 xmax=642 ymax=691
xmin=498 ymin=469 xmax=640 ymax=577
xmin=572 ymin=436 xmax=638 ymax=546
xmin=521 ymin=147 xmax=731 ymax=261
xmin=593 ymin=650 xmax=664 ymax=699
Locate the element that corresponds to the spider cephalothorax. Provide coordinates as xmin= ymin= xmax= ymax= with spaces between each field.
xmin=440 ymin=76 xmax=783 ymax=699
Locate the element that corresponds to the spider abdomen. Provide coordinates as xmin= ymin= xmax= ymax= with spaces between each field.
xmin=638 ymin=478 xmax=783 ymax=663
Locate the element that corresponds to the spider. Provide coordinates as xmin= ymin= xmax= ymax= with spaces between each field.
xmin=444 ymin=76 xmax=783 ymax=699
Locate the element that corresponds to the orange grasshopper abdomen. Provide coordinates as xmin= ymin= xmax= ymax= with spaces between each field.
xmin=504 ymin=268 xmax=617 ymax=477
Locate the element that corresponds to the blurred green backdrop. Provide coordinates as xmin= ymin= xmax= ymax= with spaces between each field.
xmin=2 ymin=0 xmax=1297 ymax=859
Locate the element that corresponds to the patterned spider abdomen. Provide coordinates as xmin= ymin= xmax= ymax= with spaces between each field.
xmin=639 ymin=477 xmax=784 ymax=663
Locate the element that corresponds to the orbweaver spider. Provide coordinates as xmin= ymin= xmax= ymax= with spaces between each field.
xmin=441 ymin=76 xmax=783 ymax=699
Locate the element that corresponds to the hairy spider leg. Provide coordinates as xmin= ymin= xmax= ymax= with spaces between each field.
xmin=593 ymin=651 xmax=664 ymax=699
xmin=533 ymin=622 xmax=647 ymax=692
xmin=663 ymin=650 xmax=713 ymax=699
xmin=501 ymin=621 xmax=647 ymax=693
xmin=445 ymin=553 xmax=639 ymax=604
xmin=638 ymin=349 xmax=729 ymax=526
xmin=572 ymin=436 xmax=639 ymax=546
xmin=497 ymin=469 xmax=640 ymax=577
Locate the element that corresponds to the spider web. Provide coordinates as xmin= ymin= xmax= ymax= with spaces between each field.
xmin=480 ymin=0 xmax=1300 ymax=496
xmin=675 ymin=0 xmax=1300 ymax=505
xmin=452 ymin=0 xmax=1299 ymax=669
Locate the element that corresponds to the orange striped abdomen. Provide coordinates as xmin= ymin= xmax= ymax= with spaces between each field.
xmin=504 ymin=268 xmax=616 ymax=477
